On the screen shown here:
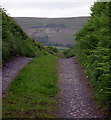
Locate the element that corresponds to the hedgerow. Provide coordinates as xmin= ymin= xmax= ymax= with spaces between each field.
xmin=74 ymin=2 xmax=110 ymax=114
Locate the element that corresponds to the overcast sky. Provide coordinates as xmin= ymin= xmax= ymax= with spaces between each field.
xmin=1 ymin=0 xmax=97 ymax=18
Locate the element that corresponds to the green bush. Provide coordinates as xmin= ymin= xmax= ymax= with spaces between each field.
xmin=2 ymin=9 xmax=47 ymax=63
xmin=74 ymin=2 xmax=110 ymax=114
xmin=47 ymin=46 xmax=58 ymax=53
xmin=63 ymin=47 xmax=75 ymax=58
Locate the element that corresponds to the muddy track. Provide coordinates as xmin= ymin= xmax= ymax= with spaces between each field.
xmin=56 ymin=57 xmax=103 ymax=118
xmin=2 ymin=56 xmax=33 ymax=94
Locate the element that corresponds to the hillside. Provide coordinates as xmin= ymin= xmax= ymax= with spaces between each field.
xmin=2 ymin=9 xmax=48 ymax=63
xmin=14 ymin=17 xmax=89 ymax=47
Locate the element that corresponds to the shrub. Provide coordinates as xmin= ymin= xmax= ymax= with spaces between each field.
xmin=2 ymin=9 xmax=47 ymax=63
xmin=74 ymin=2 xmax=110 ymax=114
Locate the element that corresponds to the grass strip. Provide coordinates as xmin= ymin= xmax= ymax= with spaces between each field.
xmin=2 ymin=54 xmax=59 ymax=118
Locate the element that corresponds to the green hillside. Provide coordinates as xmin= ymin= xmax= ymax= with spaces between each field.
xmin=2 ymin=9 xmax=49 ymax=63
xmin=14 ymin=17 xmax=89 ymax=47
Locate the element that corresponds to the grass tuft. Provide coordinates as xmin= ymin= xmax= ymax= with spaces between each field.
xmin=2 ymin=55 xmax=59 ymax=118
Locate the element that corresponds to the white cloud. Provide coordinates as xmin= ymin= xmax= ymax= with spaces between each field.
xmin=2 ymin=0 xmax=96 ymax=3
xmin=1 ymin=0 xmax=96 ymax=18
xmin=7 ymin=5 xmax=90 ymax=18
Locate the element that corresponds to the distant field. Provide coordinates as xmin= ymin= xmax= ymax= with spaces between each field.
xmin=52 ymin=46 xmax=69 ymax=51
xmin=45 ymin=45 xmax=69 ymax=51
xmin=14 ymin=17 xmax=89 ymax=46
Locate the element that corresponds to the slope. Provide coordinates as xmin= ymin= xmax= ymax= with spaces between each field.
xmin=14 ymin=17 xmax=89 ymax=47
xmin=2 ymin=9 xmax=45 ymax=63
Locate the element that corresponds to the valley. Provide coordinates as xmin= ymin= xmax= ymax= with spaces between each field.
xmin=14 ymin=17 xmax=89 ymax=48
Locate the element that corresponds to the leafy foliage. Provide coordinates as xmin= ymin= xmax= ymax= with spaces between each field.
xmin=74 ymin=2 xmax=110 ymax=114
xmin=2 ymin=9 xmax=47 ymax=63
xmin=46 ymin=46 xmax=58 ymax=53
xmin=63 ymin=47 xmax=75 ymax=58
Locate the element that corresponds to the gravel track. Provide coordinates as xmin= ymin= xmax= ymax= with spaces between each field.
xmin=56 ymin=57 xmax=103 ymax=118
xmin=2 ymin=56 xmax=33 ymax=94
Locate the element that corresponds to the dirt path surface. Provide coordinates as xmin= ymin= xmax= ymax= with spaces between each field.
xmin=56 ymin=57 xmax=103 ymax=118
xmin=2 ymin=56 xmax=33 ymax=94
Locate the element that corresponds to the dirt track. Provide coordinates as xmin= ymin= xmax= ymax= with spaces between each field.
xmin=55 ymin=57 xmax=103 ymax=118
xmin=2 ymin=56 xmax=33 ymax=94
xmin=2 ymin=56 xmax=104 ymax=118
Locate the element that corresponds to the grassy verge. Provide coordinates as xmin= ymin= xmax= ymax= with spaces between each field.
xmin=63 ymin=47 xmax=75 ymax=58
xmin=52 ymin=46 xmax=69 ymax=51
xmin=2 ymin=54 xmax=59 ymax=118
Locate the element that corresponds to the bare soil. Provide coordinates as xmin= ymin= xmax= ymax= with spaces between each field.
xmin=55 ymin=57 xmax=104 ymax=118
xmin=2 ymin=56 xmax=33 ymax=95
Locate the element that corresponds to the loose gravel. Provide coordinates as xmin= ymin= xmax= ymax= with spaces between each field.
xmin=2 ymin=56 xmax=33 ymax=94
xmin=55 ymin=57 xmax=103 ymax=118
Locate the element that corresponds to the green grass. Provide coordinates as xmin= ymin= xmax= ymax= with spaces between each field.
xmin=2 ymin=10 xmax=44 ymax=63
xmin=2 ymin=54 xmax=59 ymax=118
xmin=45 ymin=46 xmax=69 ymax=51
xmin=63 ymin=47 xmax=75 ymax=58
xmin=52 ymin=46 xmax=69 ymax=51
